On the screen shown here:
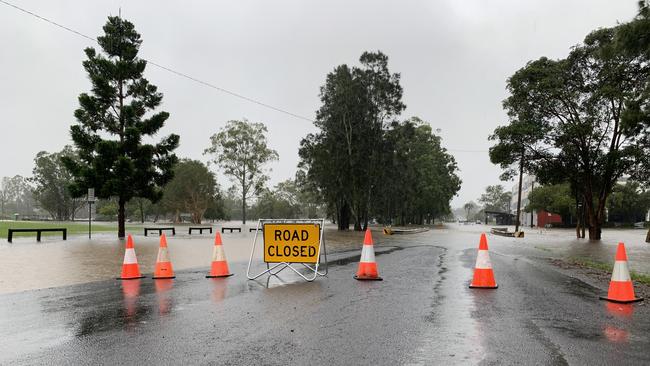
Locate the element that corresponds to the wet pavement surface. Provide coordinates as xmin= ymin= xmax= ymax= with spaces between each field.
xmin=1 ymin=225 xmax=649 ymax=364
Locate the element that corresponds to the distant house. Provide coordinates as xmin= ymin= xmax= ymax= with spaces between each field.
xmin=511 ymin=174 xmax=563 ymax=227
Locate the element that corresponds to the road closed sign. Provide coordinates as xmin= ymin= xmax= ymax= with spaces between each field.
xmin=263 ymin=223 xmax=321 ymax=263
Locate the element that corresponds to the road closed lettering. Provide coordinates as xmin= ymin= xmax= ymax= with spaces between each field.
xmin=263 ymin=223 xmax=321 ymax=263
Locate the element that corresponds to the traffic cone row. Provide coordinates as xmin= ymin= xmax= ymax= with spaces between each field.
xmin=117 ymin=233 xmax=234 ymax=280
xmin=119 ymin=229 xmax=645 ymax=309
xmin=466 ymin=233 xmax=644 ymax=307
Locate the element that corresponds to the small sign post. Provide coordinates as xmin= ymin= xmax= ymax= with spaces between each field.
xmin=247 ymin=219 xmax=327 ymax=282
xmin=87 ymin=188 xmax=95 ymax=239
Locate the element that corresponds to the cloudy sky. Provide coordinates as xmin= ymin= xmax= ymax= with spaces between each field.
xmin=0 ymin=0 xmax=639 ymax=207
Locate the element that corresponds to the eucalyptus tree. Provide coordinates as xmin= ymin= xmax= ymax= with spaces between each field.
xmin=204 ymin=119 xmax=278 ymax=224
xmin=299 ymin=51 xmax=405 ymax=230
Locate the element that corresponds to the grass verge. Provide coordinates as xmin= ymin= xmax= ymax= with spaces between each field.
xmin=0 ymin=221 xmax=142 ymax=239
xmin=567 ymin=257 xmax=650 ymax=286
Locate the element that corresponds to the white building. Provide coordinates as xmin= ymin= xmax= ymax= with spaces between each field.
xmin=511 ymin=174 xmax=537 ymax=227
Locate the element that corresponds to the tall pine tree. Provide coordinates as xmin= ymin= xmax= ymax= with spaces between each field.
xmin=63 ymin=16 xmax=179 ymax=238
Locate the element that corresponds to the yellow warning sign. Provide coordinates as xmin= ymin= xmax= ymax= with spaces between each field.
xmin=263 ymin=223 xmax=321 ymax=263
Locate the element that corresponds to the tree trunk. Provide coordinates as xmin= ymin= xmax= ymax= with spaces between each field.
xmin=118 ymin=197 xmax=126 ymax=239
xmin=139 ymin=200 xmax=145 ymax=224
xmin=646 ymin=227 xmax=650 ymax=243
xmin=585 ymin=196 xmax=602 ymax=240
xmin=338 ymin=201 xmax=350 ymax=230
xmin=242 ymin=193 xmax=246 ymax=225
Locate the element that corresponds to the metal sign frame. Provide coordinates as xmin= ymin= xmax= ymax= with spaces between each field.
xmin=246 ymin=218 xmax=327 ymax=282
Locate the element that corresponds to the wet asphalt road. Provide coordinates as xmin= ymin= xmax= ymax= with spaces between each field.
xmin=1 ymin=229 xmax=649 ymax=365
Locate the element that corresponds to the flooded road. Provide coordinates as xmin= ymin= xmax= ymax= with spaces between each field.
xmin=1 ymin=224 xmax=650 ymax=364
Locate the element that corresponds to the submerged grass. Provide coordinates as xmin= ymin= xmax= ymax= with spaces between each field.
xmin=567 ymin=257 xmax=650 ymax=286
xmin=0 ymin=221 xmax=141 ymax=239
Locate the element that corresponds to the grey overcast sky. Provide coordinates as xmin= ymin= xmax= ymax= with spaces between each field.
xmin=0 ymin=0 xmax=639 ymax=207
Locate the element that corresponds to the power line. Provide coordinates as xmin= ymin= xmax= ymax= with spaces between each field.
xmin=1 ymin=0 xmax=491 ymax=154
xmin=0 ymin=0 xmax=315 ymax=123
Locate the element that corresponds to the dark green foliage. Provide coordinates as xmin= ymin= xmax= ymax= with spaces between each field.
xmin=490 ymin=20 xmax=650 ymax=239
xmin=371 ymin=118 xmax=461 ymax=225
xmin=62 ymin=17 xmax=179 ymax=238
xmin=526 ymin=183 xmax=576 ymax=225
xmin=607 ymin=181 xmax=650 ymax=224
xmin=161 ymin=160 xmax=219 ymax=224
xmin=478 ymin=185 xmax=512 ymax=213
xmin=300 ymin=52 xmax=459 ymax=230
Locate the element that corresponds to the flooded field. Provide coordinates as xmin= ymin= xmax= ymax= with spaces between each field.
xmin=0 ymin=222 xmax=382 ymax=294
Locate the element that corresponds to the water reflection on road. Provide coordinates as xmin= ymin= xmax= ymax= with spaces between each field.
xmin=0 ymin=223 xmax=371 ymax=294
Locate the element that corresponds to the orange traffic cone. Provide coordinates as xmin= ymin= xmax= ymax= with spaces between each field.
xmin=354 ymin=229 xmax=382 ymax=281
xmin=600 ymin=243 xmax=643 ymax=303
xmin=469 ymin=233 xmax=497 ymax=289
xmin=206 ymin=233 xmax=234 ymax=278
xmin=117 ymin=235 xmax=145 ymax=280
xmin=152 ymin=234 xmax=175 ymax=279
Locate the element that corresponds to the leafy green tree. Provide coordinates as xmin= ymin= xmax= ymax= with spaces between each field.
xmin=491 ymin=25 xmax=650 ymax=240
xmin=372 ymin=118 xmax=460 ymax=225
xmin=97 ymin=199 xmax=118 ymax=220
xmin=203 ymin=191 xmax=226 ymax=222
xmin=161 ymin=160 xmax=218 ymax=224
xmin=478 ymin=185 xmax=512 ymax=213
xmin=526 ymin=183 xmax=576 ymax=225
xmin=616 ymin=2 xmax=650 ymax=241
xmin=31 ymin=147 xmax=85 ymax=220
xmin=607 ymin=181 xmax=650 ymax=224
xmin=299 ymin=51 xmax=405 ymax=230
xmin=204 ymin=120 xmax=278 ymax=224
xmin=63 ymin=16 xmax=179 ymax=238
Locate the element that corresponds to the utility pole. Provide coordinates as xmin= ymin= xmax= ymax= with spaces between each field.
xmin=515 ymin=151 xmax=524 ymax=233
xmin=530 ymin=179 xmax=535 ymax=228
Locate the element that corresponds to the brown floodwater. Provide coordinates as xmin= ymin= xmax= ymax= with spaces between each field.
xmin=0 ymin=222 xmax=380 ymax=294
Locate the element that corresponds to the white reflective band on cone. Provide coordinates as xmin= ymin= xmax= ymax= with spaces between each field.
xmin=213 ymin=246 xmax=226 ymax=261
xmin=123 ymin=248 xmax=138 ymax=264
xmin=360 ymin=245 xmax=376 ymax=263
xmin=474 ymin=250 xmax=492 ymax=269
xmin=157 ymin=248 xmax=170 ymax=262
xmin=611 ymin=261 xmax=632 ymax=282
